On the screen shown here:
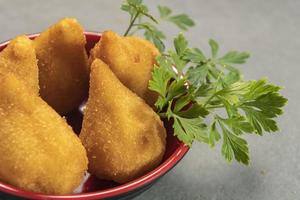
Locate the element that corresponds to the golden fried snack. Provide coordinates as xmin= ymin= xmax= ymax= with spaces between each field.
xmin=0 ymin=74 xmax=88 ymax=195
xmin=89 ymin=31 xmax=159 ymax=106
xmin=34 ymin=18 xmax=89 ymax=114
xmin=80 ymin=59 xmax=166 ymax=183
xmin=0 ymin=35 xmax=38 ymax=94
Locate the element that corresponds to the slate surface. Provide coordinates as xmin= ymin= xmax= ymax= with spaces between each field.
xmin=0 ymin=0 xmax=299 ymax=199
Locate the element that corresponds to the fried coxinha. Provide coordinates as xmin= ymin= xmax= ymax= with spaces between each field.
xmin=89 ymin=31 xmax=159 ymax=107
xmin=0 ymin=74 xmax=88 ymax=195
xmin=34 ymin=18 xmax=89 ymax=114
xmin=0 ymin=18 xmax=167 ymax=194
xmin=0 ymin=35 xmax=39 ymax=94
xmin=0 ymin=20 xmax=89 ymax=194
xmin=80 ymin=59 xmax=166 ymax=183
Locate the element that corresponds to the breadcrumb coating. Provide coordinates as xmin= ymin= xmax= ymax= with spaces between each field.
xmin=80 ymin=59 xmax=166 ymax=183
xmin=0 ymin=74 xmax=88 ymax=195
xmin=34 ymin=18 xmax=89 ymax=114
xmin=0 ymin=35 xmax=39 ymax=94
xmin=89 ymin=31 xmax=159 ymax=106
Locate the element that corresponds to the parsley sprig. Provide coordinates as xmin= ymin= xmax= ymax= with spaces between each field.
xmin=121 ymin=0 xmax=287 ymax=165
xmin=121 ymin=0 xmax=195 ymax=52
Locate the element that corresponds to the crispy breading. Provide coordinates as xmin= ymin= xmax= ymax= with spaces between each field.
xmin=34 ymin=18 xmax=89 ymax=114
xmin=0 ymin=74 xmax=88 ymax=195
xmin=89 ymin=31 xmax=159 ymax=106
xmin=0 ymin=35 xmax=39 ymax=94
xmin=80 ymin=59 xmax=166 ymax=183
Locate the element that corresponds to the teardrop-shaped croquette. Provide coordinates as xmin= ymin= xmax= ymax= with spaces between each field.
xmin=80 ymin=59 xmax=166 ymax=183
xmin=0 ymin=74 xmax=88 ymax=195
xmin=0 ymin=35 xmax=39 ymax=94
xmin=34 ymin=18 xmax=89 ymax=114
xmin=89 ymin=31 xmax=159 ymax=106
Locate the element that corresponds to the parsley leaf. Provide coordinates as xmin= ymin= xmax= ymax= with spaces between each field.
xmin=219 ymin=120 xmax=250 ymax=165
xmin=169 ymin=111 xmax=208 ymax=146
xmin=158 ymin=5 xmax=195 ymax=31
xmin=174 ymin=33 xmax=188 ymax=56
xmin=148 ymin=33 xmax=287 ymax=165
xmin=122 ymin=1 xmax=288 ymax=165
xmin=209 ymin=39 xmax=219 ymax=58
xmin=240 ymin=80 xmax=287 ymax=135
xmin=122 ymin=1 xmax=194 ymax=52
xmin=168 ymin=14 xmax=195 ymax=31
xmin=187 ymin=64 xmax=209 ymax=86
xmin=208 ymin=122 xmax=221 ymax=147
xmin=158 ymin=5 xmax=172 ymax=18
xmin=137 ymin=22 xmax=166 ymax=52
xmin=149 ymin=57 xmax=172 ymax=91
xmin=218 ymin=51 xmax=250 ymax=65
xmin=183 ymin=48 xmax=206 ymax=63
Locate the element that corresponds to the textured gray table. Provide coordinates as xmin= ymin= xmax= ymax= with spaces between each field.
xmin=0 ymin=0 xmax=299 ymax=199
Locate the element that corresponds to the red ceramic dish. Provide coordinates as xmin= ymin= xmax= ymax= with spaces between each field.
xmin=0 ymin=32 xmax=189 ymax=200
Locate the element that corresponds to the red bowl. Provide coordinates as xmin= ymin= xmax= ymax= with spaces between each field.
xmin=0 ymin=32 xmax=189 ymax=200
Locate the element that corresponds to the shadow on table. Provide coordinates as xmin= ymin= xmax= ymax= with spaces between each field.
xmin=136 ymin=161 xmax=265 ymax=200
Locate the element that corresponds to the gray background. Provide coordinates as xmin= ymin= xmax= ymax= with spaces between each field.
xmin=0 ymin=0 xmax=299 ymax=199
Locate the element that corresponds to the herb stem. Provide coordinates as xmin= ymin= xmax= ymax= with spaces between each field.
xmin=203 ymin=92 xmax=219 ymax=108
xmin=128 ymin=27 xmax=139 ymax=35
xmin=206 ymin=105 xmax=223 ymax=109
xmin=124 ymin=12 xmax=140 ymax=36
xmin=158 ymin=112 xmax=167 ymax=118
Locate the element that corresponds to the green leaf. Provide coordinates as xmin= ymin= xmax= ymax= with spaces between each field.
xmin=218 ymin=96 xmax=239 ymax=117
xmin=220 ymin=79 xmax=287 ymax=135
xmin=158 ymin=5 xmax=172 ymax=18
xmin=218 ymin=51 xmax=250 ymax=64
xmin=169 ymin=50 xmax=187 ymax=73
xmin=167 ymin=78 xmax=187 ymax=100
xmin=242 ymin=79 xmax=280 ymax=100
xmin=223 ymin=71 xmax=241 ymax=85
xmin=222 ymin=116 xmax=254 ymax=135
xmin=147 ymin=33 xmax=165 ymax=52
xmin=126 ymin=0 xmax=157 ymax=23
xmin=219 ymin=122 xmax=250 ymax=165
xmin=168 ymin=14 xmax=195 ymax=31
xmin=242 ymin=107 xmax=279 ymax=135
xmin=174 ymin=33 xmax=188 ymax=56
xmin=173 ymin=116 xmax=208 ymax=145
xmin=209 ymin=122 xmax=221 ymax=147
xmin=121 ymin=0 xmax=143 ymax=17
xmin=128 ymin=0 xmax=142 ymax=5
xmin=219 ymin=81 xmax=250 ymax=97
xmin=173 ymin=117 xmax=194 ymax=146
xmin=178 ymin=103 xmax=209 ymax=118
xmin=155 ymin=96 xmax=166 ymax=111
xmin=139 ymin=8 xmax=158 ymax=24
xmin=139 ymin=23 xmax=166 ymax=52
xmin=241 ymin=90 xmax=287 ymax=135
xmin=139 ymin=22 xmax=166 ymax=39
xmin=173 ymin=94 xmax=191 ymax=113
xmin=193 ymin=84 xmax=213 ymax=98
xmin=187 ymin=64 xmax=209 ymax=86
xmin=148 ymin=56 xmax=174 ymax=96
xmin=207 ymin=66 xmax=222 ymax=81
xmin=183 ymin=48 xmax=206 ymax=63
xmin=209 ymin=39 xmax=219 ymax=58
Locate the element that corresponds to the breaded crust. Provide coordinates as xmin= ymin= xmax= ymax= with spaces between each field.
xmin=89 ymin=31 xmax=159 ymax=106
xmin=0 ymin=74 xmax=88 ymax=195
xmin=80 ymin=59 xmax=166 ymax=183
xmin=34 ymin=18 xmax=89 ymax=114
xmin=0 ymin=35 xmax=39 ymax=94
